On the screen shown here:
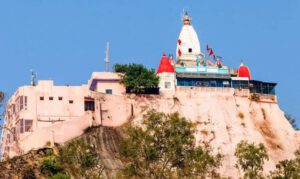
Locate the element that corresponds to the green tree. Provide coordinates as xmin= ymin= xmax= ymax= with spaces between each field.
xmin=235 ymin=141 xmax=269 ymax=179
xmin=0 ymin=91 xmax=5 ymax=108
xmin=268 ymin=148 xmax=300 ymax=178
xmin=113 ymin=63 xmax=159 ymax=93
xmin=120 ymin=110 xmax=221 ymax=179
xmin=285 ymin=113 xmax=298 ymax=130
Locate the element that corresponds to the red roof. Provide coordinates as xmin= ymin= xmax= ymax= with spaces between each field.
xmin=157 ymin=53 xmax=174 ymax=74
xmin=238 ymin=63 xmax=251 ymax=80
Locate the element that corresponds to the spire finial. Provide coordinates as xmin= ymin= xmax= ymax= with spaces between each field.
xmin=182 ymin=9 xmax=191 ymax=25
xmin=240 ymin=59 xmax=244 ymax=66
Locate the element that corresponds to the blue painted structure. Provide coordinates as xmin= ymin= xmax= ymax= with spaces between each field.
xmin=175 ymin=66 xmax=235 ymax=75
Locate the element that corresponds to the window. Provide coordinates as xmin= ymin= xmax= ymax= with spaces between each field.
xmin=84 ymin=101 xmax=95 ymax=111
xmin=20 ymin=96 xmax=24 ymax=110
xmin=69 ymin=100 xmax=74 ymax=104
xmin=25 ymin=120 xmax=33 ymax=132
xmin=19 ymin=119 xmax=33 ymax=133
xmin=210 ymin=81 xmax=217 ymax=87
xmin=223 ymin=81 xmax=230 ymax=87
xmin=12 ymin=127 xmax=16 ymax=141
xmin=58 ymin=97 xmax=63 ymax=101
xmin=105 ymin=89 xmax=113 ymax=94
xmin=49 ymin=97 xmax=54 ymax=101
xmin=40 ymin=96 xmax=44 ymax=101
xmin=7 ymin=134 xmax=10 ymax=143
xmin=188 ymin=48 xmax=193 ymax=53
xmin=24 ymin=96 xmax=27 ymax=109
xmin=12 ymin=104 xmax=15 ymax=114
xmin=165 ymin=81 xmax=171 ymax=89
xmin=20 ymin=119 xmax=24 ymax=133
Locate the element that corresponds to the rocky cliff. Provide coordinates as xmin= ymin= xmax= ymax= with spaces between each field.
xmin=98 ymin=88 xmax=300 ymax=177
xmin=1 ymin=88 xmax=299 ymax=178
xmin=0 ymin=127 xmax=123 ymax=179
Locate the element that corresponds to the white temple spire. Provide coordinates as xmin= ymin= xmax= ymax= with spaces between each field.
xmin=176 ymin=11 xmax=201 ymax=64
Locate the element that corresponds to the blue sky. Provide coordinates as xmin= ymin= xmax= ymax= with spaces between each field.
xmin=0 ymin=1 xmax=299 ymax=125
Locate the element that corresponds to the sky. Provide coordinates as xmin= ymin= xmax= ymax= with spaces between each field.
xmin=0 ymin=1 xmax=299 ymax=126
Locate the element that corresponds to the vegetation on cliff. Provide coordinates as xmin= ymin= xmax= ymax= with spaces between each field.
xmin=0 ymin=91 xmax=5 ymax=107
xmin=285 ymin=113 xmax=298 ymax=130
xmin=235 ymin=141 xmax=269 ymax=179
xmin=119 ymin=110 xmax=221 ymax=178
xmin=113 ymin=64 xmax=159 ymax=93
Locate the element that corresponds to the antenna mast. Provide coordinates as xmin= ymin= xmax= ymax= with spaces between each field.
xmin=30 ymin=70 xmax=37 ymax=86
xmin=105 ymin=42 xmax=110 ymax=72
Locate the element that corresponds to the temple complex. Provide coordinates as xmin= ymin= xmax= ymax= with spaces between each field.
xmin=1 ymin=11 xmax=277 ymax=160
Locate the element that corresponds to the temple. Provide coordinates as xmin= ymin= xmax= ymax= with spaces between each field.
xmin=0 ymin=11 xmax=277 ymax=160
xmin=158 ymin=11 xmax=276 ymax=96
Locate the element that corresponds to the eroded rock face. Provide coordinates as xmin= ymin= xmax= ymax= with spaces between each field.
xmin=1 ymin=91 xmax=300 ymax=178
xmin=79 ymin=127 xmax=123 ymax=178
xmin=100 ymin=91 xmax=300 ymax=178
xmin=0 ymin=127 xmax=123 ymax=179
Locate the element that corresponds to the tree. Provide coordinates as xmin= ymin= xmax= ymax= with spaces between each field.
xmin=285 ymin=113 xmax=298 ymax=130
xmin=0 ymin=91 xmax=5 ymax=108
xmin=235 ymin=141 xmax=269 ymax=179
xmin=113 ymin=63 xmax=159 ymax=93
xmin=269 ymin=148 xmax=300 ymax=178
xmin=120 ymin=110 xmax=221 ymax=178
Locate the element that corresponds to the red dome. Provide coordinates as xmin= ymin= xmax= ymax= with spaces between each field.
xmin=238 ymin=63 xmax=251 ymax=80
xmin=157 ymin=53 xmax=174 ymax=74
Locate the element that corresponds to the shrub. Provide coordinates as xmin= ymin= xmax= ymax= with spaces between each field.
xmin=285 ymin=113 xmax=298 ymax=130
xmin=58 ymin=140 xmax=102 ymax=177
xmin=238 ymin=112 xmax=244 ymax=119
xmin=235 ymin=141 xmax=269 ymax=179
xmin=49 ymin=172 xmax=70 ymax=179
xmin=45 ymin=141 xmax=51 ymax=147
xmin=268 ymin=148 xmax=300 ymax=178
xmin=22 ymin=165 xmax=36 ymax=179
xmin=41 ymin=158 xmax=62 ymax=175
xmin=81 ymin=152 xmax=97 ymax=169
xmin=250 ymin=93 xmax=260 ymax=101
xmin=173 ymin=96 xmax=180 ymax=104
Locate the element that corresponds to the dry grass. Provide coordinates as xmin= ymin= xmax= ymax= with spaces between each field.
xmin=45 ymin=141 xmax=51 ymax=147
xmin=192 ymin=121 xmax=202 ymax=127
xmin=261 ymin=108 xmax=266 ymax=120
xmin=237 ymin=112 xmax=244 ymax=119
xmin=241 ymin=122 xmax=246 ymax=127
xmin=258 ymin=120 xmax=282 ymax=150
xmin=226 ymin=125 xmax=231 ymax=131
xmin=200 ymin=130 xmax=209 ymax=136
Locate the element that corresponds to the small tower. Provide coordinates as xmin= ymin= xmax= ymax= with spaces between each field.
xmin=157 ymin=53 xmax=175 ymax=95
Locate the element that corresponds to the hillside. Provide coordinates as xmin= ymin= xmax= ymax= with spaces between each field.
xmin=1 ymin=88 xmax=299 ymax=178
xmin=98 ymin=88 xmax=300 ymax=177
xmin=0 ymin=127 xmax=123 ymax=179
